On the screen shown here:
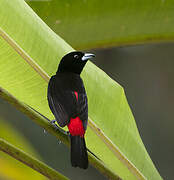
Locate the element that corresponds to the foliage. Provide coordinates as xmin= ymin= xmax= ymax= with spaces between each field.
xmin=28 ymin=0 xmax=174 ymax=49
xmin=0 ymin=0 xmax=165 ymax=179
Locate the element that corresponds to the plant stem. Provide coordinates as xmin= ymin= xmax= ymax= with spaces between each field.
xmin=0 ymin=138 xmax=69 ymax=180
xmin=0 ymin=87 xmax=122 ymax=180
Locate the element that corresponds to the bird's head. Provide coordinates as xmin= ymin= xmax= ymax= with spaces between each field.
xmin=57 ymin=51 xmax=95 ymax=74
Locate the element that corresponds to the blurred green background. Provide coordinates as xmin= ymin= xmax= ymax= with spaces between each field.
xmin=0 ymin=42 xmax=173 ymax=179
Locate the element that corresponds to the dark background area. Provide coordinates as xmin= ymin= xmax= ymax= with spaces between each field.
xmin=0 ymin=43 xmax=174 ymax=179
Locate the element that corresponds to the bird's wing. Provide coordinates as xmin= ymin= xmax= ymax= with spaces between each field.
xmin=47 ymin=74 xmax=88 ymax=129
xmin=47 ymin=76 xmax=75 ymax=127
xmin=77 ymin=92 xmax=88 ymax=130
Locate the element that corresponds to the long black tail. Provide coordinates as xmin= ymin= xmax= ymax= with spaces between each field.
xmin=70 ymin=135 xmax=88 ymax=169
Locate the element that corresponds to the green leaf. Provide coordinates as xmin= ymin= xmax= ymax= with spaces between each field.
xmin=0 ymin=119 xmax=47 ymax=180
xmin=0 ymin=138 xmax=69 ymax=180
xmin=0 ymin=87 xmax=120 ymax=180
xmin=0 ymin=0 xmax=162 ymax=179
xmin=27 ymin=0 xmax=174 ymax=49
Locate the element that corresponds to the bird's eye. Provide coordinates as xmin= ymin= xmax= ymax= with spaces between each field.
xmin=74 ymin=55 xmax=79 ymax=59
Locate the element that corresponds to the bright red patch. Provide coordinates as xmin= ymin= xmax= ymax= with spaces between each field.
xmin=74 ymin=91 xmax=78 ymax=101
xmin=67 ymin=117 xmax=85 ymax=137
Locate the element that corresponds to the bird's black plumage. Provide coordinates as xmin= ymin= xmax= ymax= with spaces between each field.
xmin=47 ymin=51 xmax=95 ymax=169
xmin=48 ymin=72 xmax=88 ymax=129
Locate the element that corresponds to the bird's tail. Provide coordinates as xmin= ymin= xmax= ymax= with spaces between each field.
xmin=70 ymin=135 xmax=88 ymax=169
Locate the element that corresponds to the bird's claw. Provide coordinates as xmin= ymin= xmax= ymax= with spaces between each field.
xmin=66 ymin=131 xmax=70 ymax=136
xmin=50 ymin=119 xmax=59 ymax=129
xmin=50 ymin=119 xmax=56 ymax=125
xmin=50 ymin=120 xmax=69 ymax=136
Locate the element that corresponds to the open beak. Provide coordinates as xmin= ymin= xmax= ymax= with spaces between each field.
xmin=82 ymin=53 xmax=95 ymax=61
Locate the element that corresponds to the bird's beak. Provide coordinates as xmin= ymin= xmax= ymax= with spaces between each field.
xmin=82 ymin=53 xmax=95 ymax=61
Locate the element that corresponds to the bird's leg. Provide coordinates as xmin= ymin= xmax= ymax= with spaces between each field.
xmin=26 ymin=105 xmax=69 ymax=136
xmin=66 ymin=131 xmax=70 ymax=136
xmin=50 ymin=119 xmax=60 ymax=129
xmin=50 ymin=119 xmax=57 ymax=125
xmin=50 ymin=119 xmax=69 ymax=136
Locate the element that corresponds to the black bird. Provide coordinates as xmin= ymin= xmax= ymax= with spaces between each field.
xmin=47 ymin=51 xmax=95 ymax=169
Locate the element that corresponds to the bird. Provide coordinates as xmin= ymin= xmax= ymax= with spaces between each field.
xmin=47 ymin=51 xmax=95 ymax=169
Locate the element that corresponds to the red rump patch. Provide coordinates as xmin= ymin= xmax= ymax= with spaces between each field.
xmin=74 ymin=91 xmax=78 ymax=101
xmin=68 ymin=117 xmax=85 ymax=137
xmin=68 ymin=91 xmax=84 ymax=137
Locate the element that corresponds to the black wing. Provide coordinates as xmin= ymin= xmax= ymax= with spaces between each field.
xmin=47 ymin=73 xmax=88 ymax=129
xmin=77 ymin=92 xmax=88 ymax=130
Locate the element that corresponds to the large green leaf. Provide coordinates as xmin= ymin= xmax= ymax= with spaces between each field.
xmin=0 ymin=119 xmax=47 ymax=180
xmin=0 ymin=0 xmax=161 ymax=179
xmin=27 ymin=0 xmax=174 ymax=49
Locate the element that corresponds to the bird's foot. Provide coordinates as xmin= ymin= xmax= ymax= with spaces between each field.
xmin=50 ymin=119 xmax=59 ymax=129
xmin=66 ymin=131 xmax=70 ymax=136
xmin=50 ymin=119 xmax=56 ymax=125
xmin=50 ymin=120 xmax=69 ymax=136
